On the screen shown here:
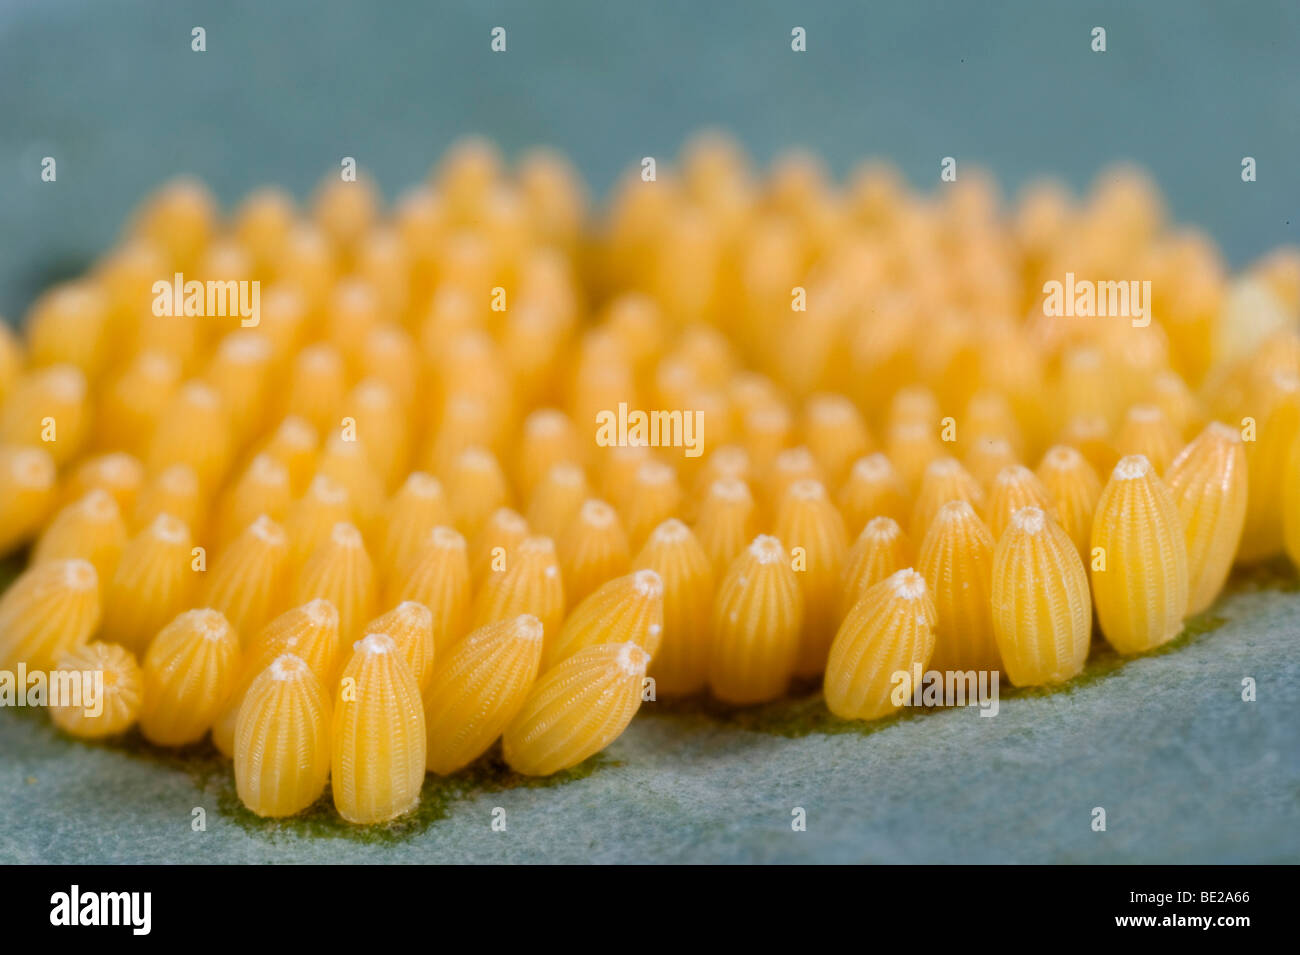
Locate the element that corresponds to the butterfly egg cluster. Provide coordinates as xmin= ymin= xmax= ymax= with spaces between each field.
xmin=1 ymin=136 xmax=1298 ymax=825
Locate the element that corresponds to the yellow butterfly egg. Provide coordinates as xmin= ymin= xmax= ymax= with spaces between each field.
xmin=362 ymin=602 xmax=436 ymax=692
xmin=286 ymin=343 xmax=347 ymax=444
xmin=343 ymin=377 xmax=409 ymax=488
xmin=962 ymin=390 xmax=1024 ymax=459
xmin=442 ymin=445 xmax=510 ymax=538
xmin=0 ymin=314 xmax=24 ymax=405
xmin=275 ymin=222 xmax=336 ymax=313
xmin=693 ymin=476 xmax=756 ymax=580
xmin=557 ymin=499 xmax=630 ymax=608
xmin=916 ymin=500 xmax=1001 ymax=673
xmin=633 ymin=519 xmax=713 ymax=696
xmin=423 ymin=614 xmax=545 ymax=774
xmin=471 ymin=534 xmax=565 ymax=634
xmin=200 ymin=515 xmax=291 ymax=643
xmin=1057 ymin=345 xmax=1117 ymax=428
xmin=100 ymin=514 xmax=195 ymax=656
xmin=293 ymin=521 xmax=376 ymax=647
xmin=215 ymin=454 xmax=291 ymax=550
xmin=888 ymin=385 xmax=941 ymax=431
xmin=233 ymin=653 xmax=331 ymax=818
xmin=910 ymin=456 xmax=985 ymax=539
xmin=127 ymin=302 xmax=201 ymax=377
xmin=146 ymin=380 xmax=232 ymax=493
xmin=985 ymin=464 xmax=1054 ymax=541
xmin=1147 ymin=370 xmax=1205 ymax=439
xmin=884 ymin=421 xmax=943 ymax=493
xmin=500 ymin=304 xmax=570 ymax=406
xmin=394 ymin=186 xmax=446 ymax=290
xmin=316 ymin=176 xmax=380 ymax=262
xmin=597 ymin=444 xmax=652 ymax=502
xmin=774 ymin=478 xmax=849 ymax=677
xmin=322 ymin=277 xmax=378 ymax=350
xmin=525 ymin=462 xmax=589 ymax=540
xmin=1060 ymin=413 xmax=1119 ymax=477
xmin=93 ymin=350 xmax=181 ymax=456
xmin=1035 ymin=444 xmax=1102 ymax=563
xmin=424 ymin=392 xmax=503 ymax=477
xmin=605 ymin=294 xmax=666 ymax=378
xmin=618 ymin=460 xmax=684 ymax=553
xmin=378 ymin=471 xmax=452 ymax=578
xmin=837 ymin=452 xmax=909 ymax=534
xmin=839 ymin=516 xmax=911 ymax=619
xmin=284 ymin=474 xmax=353 ymax=568
xmin=358 ymin=323 xmax=419 ymax=412
xmin=211 ymin=598 xmax=340 ymax=756
xmin=691 ymin=444 xmax=752 ymax=504
xmin=1115 ymin=403 xmax=1182 ymax=476
xmin=503 ymin=641 xmax=648 ymax=777
xmin=1090 ymin=455 xmax=1190 ymax=654
xmin=1165 ymin=422 xmax=1249 ymax=614
xmin=545 ymin=569 xmax=664 ymax=670
xmin=802 ymin=393 xmax=872 ymax=489
xmin=0 ymin=559 xmax=100 ymax=672
xmin=49 ymin=641 xmax=142 ymax=739
xmin=991 ymin=507 xmax=1091 ymax=686
xmin=516 ymin=408 xmax=584 ymax=496
xmin=709 ymin=534 xmax=804 ymax=704
xmin=764 ymin=446 xmax=824 ymax=514
xmin=33 ymin=489 xmax=126 ymax=584
xmin=131 ymin=176 xmax=217 ymax=269
xmin=387 ymin=525 xmax=471 ymax=656
xmin=0 ymin=445 xmax=57 ymax=557
xmin=823 ymin=568 xmax=937 ymax=721
xmin=573 ymin=376 xmax=636 ymax=461
xmin=256 ymin=415 xmax=319 ymax=498
xmin=354 ymin=228 xmax=412 ymax=322
xmin=93 ymin=233 xmax=160 ymax=329
xmin=232 ymin=186 xmax=295 ymax=273
xmin=1238 ymin=373 xmax=1300 ymax=562
xmin=0 ymin=364 xmax=90 ymax=465
xmin=130 ymin=461 xmax=203 ymax=539
xmin=957 ymin=429 xmax=1014 ymax=486
xmin=61 ymin=451 xmax=144 ymax=516
xmin=139 ymin=608 xmax=241 ymax=746
xmin=469 ymin=507 xmax=530 ymax=586
xmin=519 ymin=148 xmax=586 ymax=246
xmin=205 ymin=332 xmax=273 ymax=442
xmin=331 ymin=633 xmax=426 ymax=824
xmin=316 ymin=431 xmax=386 ymax=536
xmin=25 ymin=281 xmax=110 ymax=381
xmin=739 ymin=403 xmax=793 ymax=479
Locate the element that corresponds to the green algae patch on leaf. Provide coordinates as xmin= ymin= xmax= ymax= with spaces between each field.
xmin=645 ymin=677 xmax=936 ymax=739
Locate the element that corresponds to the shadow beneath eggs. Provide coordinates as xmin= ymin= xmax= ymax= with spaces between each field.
xmin=646 ymin=677 xmax=938 ymax=739
xmin=211 ymin=748 xmax=616 ymax=846
xmin=1223 ymin=555 xmax=1300 ymax=595
xmin=28 ymin=719 xmax=615 ymax=845
xmin=0 ymin=552 xmax=25 ymax=592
